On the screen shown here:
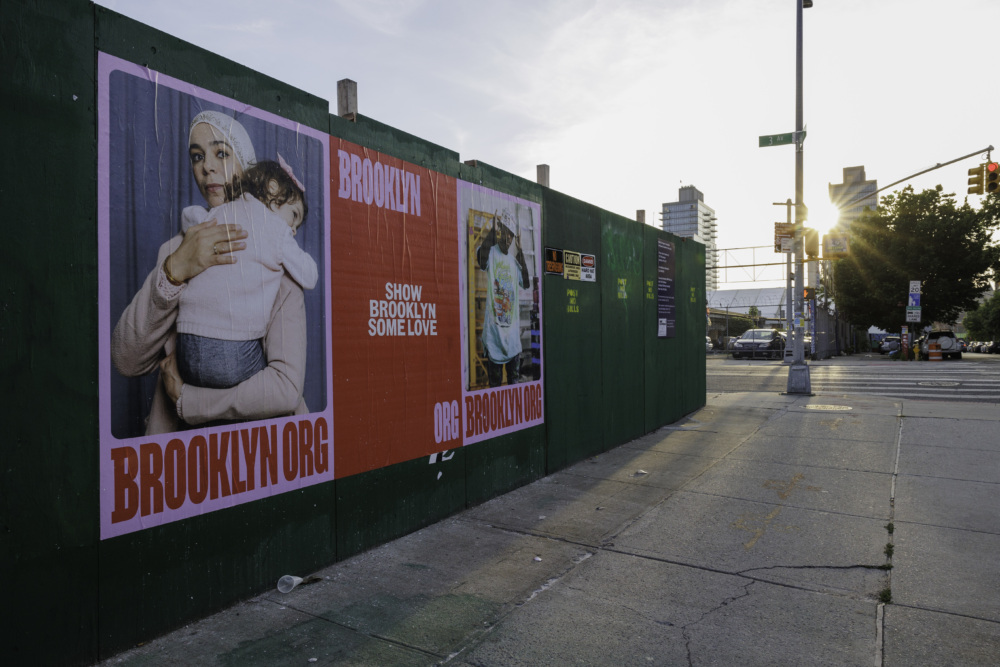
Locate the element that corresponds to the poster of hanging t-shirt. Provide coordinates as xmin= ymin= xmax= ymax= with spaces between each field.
xmin=657 ymin=238 xmax=676 ymax=338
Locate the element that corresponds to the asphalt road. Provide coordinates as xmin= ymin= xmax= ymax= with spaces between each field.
xmin=708 ymin=351 xmax=1000 ymax=403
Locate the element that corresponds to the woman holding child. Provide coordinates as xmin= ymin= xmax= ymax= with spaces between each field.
xmin=112 ymin=111 xmax=312 ymax=434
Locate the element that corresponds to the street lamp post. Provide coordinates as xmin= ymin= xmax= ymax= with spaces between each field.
xmin=787 ymin=0 xmax=812 ymax=394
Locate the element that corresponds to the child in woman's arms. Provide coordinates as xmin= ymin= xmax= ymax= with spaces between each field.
xmin=175 ymin=155 xmax=317 ymax=389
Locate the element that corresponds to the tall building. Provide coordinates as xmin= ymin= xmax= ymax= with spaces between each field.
xmin=829 ymin=166 xmax=877 ymax=230
xmin=661 ymin=185 xmax=718 ymax=289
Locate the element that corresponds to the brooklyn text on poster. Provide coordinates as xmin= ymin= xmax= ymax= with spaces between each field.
xmin=458 ymin=182 xmax=545 ymax=446
xmin=97 ymin=53 xmax=334 ymax=538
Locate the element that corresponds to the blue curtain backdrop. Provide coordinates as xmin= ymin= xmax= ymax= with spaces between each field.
xmin=108 ymin=70 xmax=327 ymax=438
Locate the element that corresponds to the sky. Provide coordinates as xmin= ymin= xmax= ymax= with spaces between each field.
xmin=96 ymin=0 xmax=999 ymax=288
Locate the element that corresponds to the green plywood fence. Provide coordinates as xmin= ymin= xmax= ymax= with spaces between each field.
xmin=1 ymin=2 xmax=100 ymax=665
xmin=678 ymin=238 xmax=708 ymax=414
xmin=643 ymin=227 xmax=708 ymax=430
xmin=541 ymin=189 xmax=605 ymax=471
xmin=1 ymin=4 xmax=704 ymax=664
xmin=601 ymin=213 xmax=647 ymax=450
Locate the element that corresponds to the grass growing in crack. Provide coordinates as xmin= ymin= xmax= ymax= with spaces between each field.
xmin=879 ymin=522 xmax=895 ymax=604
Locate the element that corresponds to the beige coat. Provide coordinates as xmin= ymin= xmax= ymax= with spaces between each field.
xmin=111 ymin=235 xmax=309 ymax=435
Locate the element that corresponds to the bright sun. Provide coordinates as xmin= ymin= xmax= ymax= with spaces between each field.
xmin=810 ymin=201 xmax=842 ymax=237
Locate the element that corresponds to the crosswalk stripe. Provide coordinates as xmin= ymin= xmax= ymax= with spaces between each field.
xmin=707 ymin=362 xmax=1000 ymax=402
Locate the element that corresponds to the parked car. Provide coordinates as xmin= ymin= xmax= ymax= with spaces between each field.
xmin=769 ymin=331 xmax=815 ymax=356
xmin=919 ymin=330 xmax=962 ymax=360
xmin=731 ymin=329 xmax=786 ymax=360
xmin=880 ymin=336 xmax=901 ymax=354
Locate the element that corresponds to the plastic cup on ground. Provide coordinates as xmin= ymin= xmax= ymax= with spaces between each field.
xmin=277 ymin=575 xmax=303 ymax=593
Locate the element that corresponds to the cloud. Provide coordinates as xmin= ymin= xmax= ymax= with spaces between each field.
xmin=328 ymin=0 xmax=429 ymax=36
xmin=93 ymin=0 xmax=1000 ymax=269
xmin=215 ymin=19 xmax=276 ymax=37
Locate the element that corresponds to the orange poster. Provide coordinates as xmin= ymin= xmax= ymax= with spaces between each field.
xmin=331 ymin=140 xmax=462 ymax=477
xmin=331 ymin=145 xmax=545 ymax=476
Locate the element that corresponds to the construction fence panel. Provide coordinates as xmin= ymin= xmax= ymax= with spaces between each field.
xmin=600 ymin=212 xmax=647 ymax=450
xmin=540 ymin=189 xmax=605 ymax=471
xmin=1 ymin=5 xmax=706 ymax=664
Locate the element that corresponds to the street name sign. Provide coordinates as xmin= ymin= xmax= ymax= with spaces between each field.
xmin=759 ymin=131 xmax=806 ymax=148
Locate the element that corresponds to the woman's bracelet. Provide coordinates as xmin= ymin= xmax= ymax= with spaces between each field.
xmin=163 ymin=257 xmax=185 ymax=286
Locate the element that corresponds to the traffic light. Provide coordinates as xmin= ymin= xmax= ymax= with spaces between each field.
xmin=804 ymin=228 xmax=819 ymax=257
xmin=968 ymin=164 xmax=985 ymax=195
xmin=987 ymin=162 xmax=1000 ymax=194
xmin=795 ymin=202 xmax=809 ymax=223
xmin=804 ymin=287 xmax=815 ymax=301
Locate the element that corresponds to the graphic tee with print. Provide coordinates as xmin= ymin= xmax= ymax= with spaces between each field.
xmin=482 ymin=244 xmax=523 ymax=363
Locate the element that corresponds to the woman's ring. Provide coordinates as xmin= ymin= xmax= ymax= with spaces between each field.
xmin=213 ymin=243 xmax=221 ymax=255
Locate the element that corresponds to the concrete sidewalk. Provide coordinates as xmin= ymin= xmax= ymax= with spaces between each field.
xmin=99 ymin=392 xmax=1000 ymax=666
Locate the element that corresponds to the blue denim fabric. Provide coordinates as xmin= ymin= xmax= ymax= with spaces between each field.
xmin=176 ymin=333 xmax=266 ymax=389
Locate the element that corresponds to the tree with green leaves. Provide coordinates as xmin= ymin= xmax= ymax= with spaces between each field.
xmin=721 ymin=314 xmax=755 ymax=340
xmin=830 ymin=187 xmax=1000 ymax=332
xmin=747 ymin=305 xmax=761 ymax=326
xmin=963 ymin=292 xmax=1000 ymax=341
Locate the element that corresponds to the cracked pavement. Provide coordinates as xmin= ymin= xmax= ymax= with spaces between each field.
xmin=100 ymin=392 xmax=1000 ymax=666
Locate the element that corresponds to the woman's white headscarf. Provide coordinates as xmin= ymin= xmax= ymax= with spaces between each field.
xmin=188 ymin=110 xmax=256 ymax=170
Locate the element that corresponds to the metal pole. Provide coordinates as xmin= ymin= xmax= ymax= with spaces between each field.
xmin=773 ymin=199 xmax=794 ymax=362
xmin=787 ymin=0 xmax=812 ymax=394
xmin=785 ymin=199 xmax=793 ymax=360
xmin=837 ymin=145 xmax=995 ymax=211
